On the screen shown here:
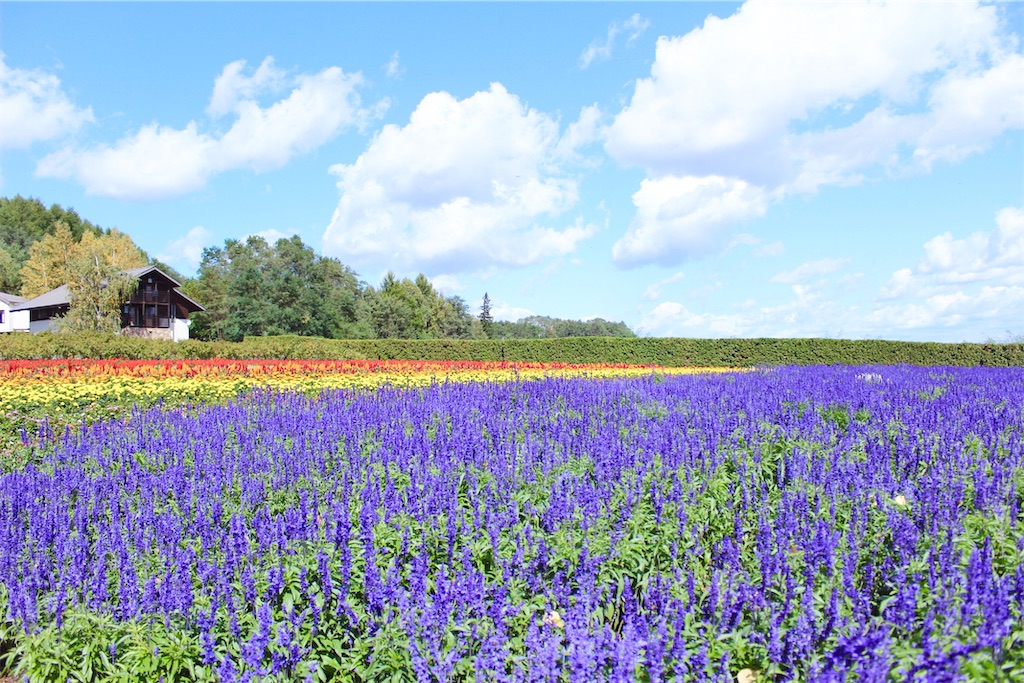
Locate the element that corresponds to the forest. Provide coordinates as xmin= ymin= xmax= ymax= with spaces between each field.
xmin=0 ymin=196 xmax=635 ymax=341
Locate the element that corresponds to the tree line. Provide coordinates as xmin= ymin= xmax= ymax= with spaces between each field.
xmin=1 ymin=196 xmax=635 ymax=340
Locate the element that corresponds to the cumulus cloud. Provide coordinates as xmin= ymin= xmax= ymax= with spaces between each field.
xmin=157 ymin=226 xmax=216 ymax=273
xmin=612 ymin=175 xmax=769 ymax=267
xmin=639 ymin=208 xmax=1023 ymax=341
xmin=207 ymin=57 xmax=286 ymax=118
xmin=35 ymin=57 xmax=377 ymax=200
xmin=606 ymin=1 xmax=1023 ymax=267
xmin=868 ymin=285 xmax=1023 ymax=335
xmin=0 ymin=53 xmax=94 ymax=149
xmin=322 ymin=83 xmax=599 ymax=274
xmin=865 ymin=207 xmax=1024 ymax=337
xmin=579 ymin=14 xmax=651 ymax=69
xmin=871 ymin=207 xmax=1023 ymax=334
xmin=638 ymin=278 xmax=855 ymax=339
xmin=880 ymin=207 xmax=1023 ymax=298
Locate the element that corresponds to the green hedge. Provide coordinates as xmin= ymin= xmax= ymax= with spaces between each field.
xmin=2 ymin=331 xmax=1022 ymax=366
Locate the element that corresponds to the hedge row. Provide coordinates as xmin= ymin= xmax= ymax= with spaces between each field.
xmin=1 ymin=331 xmax=1022 ymax=366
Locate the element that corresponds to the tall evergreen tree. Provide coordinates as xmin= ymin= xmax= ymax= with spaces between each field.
xmin=479 ymin=292 xmax=494 ymax=338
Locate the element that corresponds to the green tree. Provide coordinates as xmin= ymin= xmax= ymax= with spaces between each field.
xmin=225 ymin=237 xmax=276 ymax=340
xmin=427 ymin=294 xmax=473 ymax=339
xmin=188 ymin=234 xmax=373 ymax=341
xmin=265 ymin=235 xmax=366 ymax=338
xmin=370 ymin=272 xmax=430 ymax=339
xmin=479 ymin=292 xmax=494 ymax=339
xmin=0 ymin=246 xmax=18 ymax=293
xmin=184 ymin=245 xmax=231 ymax=341
xmin=0 ymin=195 xmax=105 ymax=292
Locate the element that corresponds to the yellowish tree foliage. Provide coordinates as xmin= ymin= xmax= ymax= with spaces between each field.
xmin=20 ymin=224 xmax=149 ymax=299
xmin=54 ymin=229 xmax=147 ymax=333
xmin=77 ymin=229 xmax=147 ymax=271
xmin=19 ymin=221 xmax=78 ymax=298
xmin=54 ymin=249 xmax=138 ymax=333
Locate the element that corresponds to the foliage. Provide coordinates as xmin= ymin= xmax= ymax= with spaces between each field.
xmin=1 ymin=367 xmax=1022 ymax=680
xmin=2 ymin=197 xmax=634 ymax=342
xmin=0 ymin=195 xmax=107 ymax=294
xmin=2 ymin=332 xmax=1023 ymax=367
xmin=189 ymin=236 xmax=370 ymax=342
xmin=479 ymin=292 xmax=494 ymax=339
xmin=492 ymin=315 xmax=636 ymax=339
xmin=0 ymin=246 xmax=18 ymax=293
xmin=46 ymin=230 xmax=146 ymax=333
xmin=18 ymin=220 xmax=79 ymax=298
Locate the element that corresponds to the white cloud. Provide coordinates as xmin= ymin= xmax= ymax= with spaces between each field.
xmin=579 ymin=14 xmax=651 ymax=69
xmin=157 ymin=226 xmax=216 ymax=273
xmin=207 ymin=57 xmax=286 ymax=118
xmin=918 ymin=206 xmax=1024 ymax=284
xmin=868 ymin=285 xmax=1023 ymax=334
xmin=553 ymin=104 xmax=602 ymax=161
xmin=638 ymin=282 xmax=848 ymax=339
xmin=864 ymin=208 xmax=1024 ymax=335
xmin=605 ymin=1 xmax=1023 ymax=267
xmin=612 ymin=175 xmax=769 ymax=267
xmin=641 ymin=208 xmax=1024 ymax=342
xmin=35 ymin=58 xmax=376 ymax=200
xmin=642 ymin=271 xmax=684 ymax=300
xmin=880 ymin=206 xmax=1023 ymax=296
xmin=385 ymin=52 xmax=403 ymax=79
xmin=37 ymin=123 xmax=219 ymax=199
xmin=322 ymin=83 xmax=598 ymax=274
xmin=872 ymin=207 xmax=1024 ymax=333
xmin=770 ymin=258 xmax=850 ymax=285
xmin=0 ymin=53 xmax=94 ymax=149
xmin=245 ymin=228 xmax=299 ymax=244
xmin=490 ymin=301 xmax=533 ymax=322
xmin=428 ymin=274 xmax=463 ymax=294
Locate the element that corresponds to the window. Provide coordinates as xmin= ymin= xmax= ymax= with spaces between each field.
xmin=0 ymin=310 xmax=4 ymax=324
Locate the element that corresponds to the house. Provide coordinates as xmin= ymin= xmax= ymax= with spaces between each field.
xmin=8 ymin=265 xmax=204 ymax=341
xmin=0 ymin=291 xmax=28 ymax=333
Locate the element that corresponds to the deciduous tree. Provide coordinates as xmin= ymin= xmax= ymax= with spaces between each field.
xmin=19 ymin=221 xmax=78 ymax=298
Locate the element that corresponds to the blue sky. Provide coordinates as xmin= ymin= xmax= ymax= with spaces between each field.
xmin=2 ymin=1 xmax=1022 ymax=342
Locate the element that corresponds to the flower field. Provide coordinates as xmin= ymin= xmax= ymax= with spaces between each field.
xmin=1 ymin=363 xmax=1022 ymax=681
xmin=0 ymin=359 xmax=721 ymax=468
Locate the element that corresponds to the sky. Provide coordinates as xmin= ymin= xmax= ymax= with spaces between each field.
xmin=1 ymin=1 xmax=1022 ymax=342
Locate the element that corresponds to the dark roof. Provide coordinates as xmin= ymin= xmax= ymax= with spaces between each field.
xmin=123 ymin=265 xmax=183 ymax=287
xmin=12 ymin=285 xmax=70 ymax=311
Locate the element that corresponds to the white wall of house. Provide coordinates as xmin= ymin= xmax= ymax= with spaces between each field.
xmin=172 ymin=317 xmax=191 ymax=342
xmin=10 ymin=310 xmax=30 ymax=333
xmin=0 ymin=302 xmax=13 ymax=333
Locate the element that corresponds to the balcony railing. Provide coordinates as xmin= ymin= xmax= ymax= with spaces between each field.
xmin=130 ymin=291 xmax=171 ymax=305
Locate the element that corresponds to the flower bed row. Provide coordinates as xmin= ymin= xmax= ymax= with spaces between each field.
xmin=1 ymin=366 xmax=1022 ymax=681
xmin=0 ymin=359 xmax=728 ymax=470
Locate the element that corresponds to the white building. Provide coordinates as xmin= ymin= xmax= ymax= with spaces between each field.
xmin=0 ymin=291 xmax=28 ymax=333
